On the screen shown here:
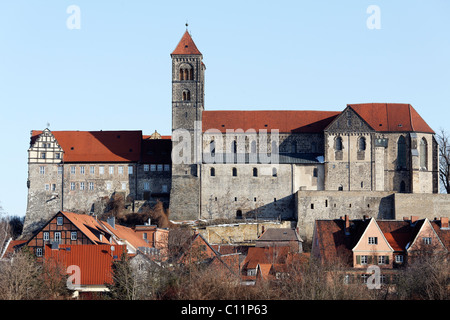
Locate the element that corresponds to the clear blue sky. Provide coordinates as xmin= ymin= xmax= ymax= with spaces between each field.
xmin=0 ymin=0 xmax=449 ymax=217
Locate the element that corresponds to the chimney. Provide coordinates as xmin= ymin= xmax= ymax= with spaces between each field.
xmin=344 ymin=215 xmax=350 ymax=235
xmin=441 ymin=217 xmax=449 ymax=229
xmin=107 ymin=216 xmax=115 ymax=229
xmin=410 ymin=216 xmax=419 ymax=224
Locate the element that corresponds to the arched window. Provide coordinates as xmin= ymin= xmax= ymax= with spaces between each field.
xmin=358 ymin=137 xmax=366 ymax=151
xmin=397 ymin=136 xmax=406 ymax=169
xmin=253 ymin=167 xmax=258 ymax=177
xmin=210 ymin=167 xmax=215 ymax=177
xmin=232 ymin=167 xmax=237 ymax=177
xmin=182 ymin=90 xmax=190 ymax=101
xmin=231 ymin=140 xmax=237 ymax=153
xmin=335 ymin=137 xmax=343 ymax=151
xmin=400 ymin=180 xmax=406 ymax=193
xmin=420 ymin=137 xmax=427 ymax=169
xmin=179 ymin=65 xmax=194 ymax=81
xmin=210 ymin=140 xmax=215 ymax=155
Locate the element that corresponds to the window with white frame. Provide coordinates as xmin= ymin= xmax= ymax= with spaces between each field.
xmin=106 ymin=182 xmax=112 ymax=190
xmin=80 ymin=166 xmax=85 ymax=174
xmin=368 ymin=237 xmax=378 ymax=245
xmin=39 ymin=166 xmax=45 ymax=174
xmin=80 ymin=182 xmax=85 ymax=190
xmin=70 ymin=166 xmax=76 ymax=174
xmin=395 ymin=255 xmax=403 ymax=263
xmin=378 ymin=255 xmax=387 ymax=265
xmin=54 ymin=232 xmax=61 ymax=243
xmin=118 ymin=166 xmax=124 ymax=174
xmin=90 ymin=166 xmax=95 ymax=174
xmin=51 ymin=184 xmax=56 ymax=191
xmin=55 ymin=153 xmax=60 ymax=159
xmin=41 ymin=152 xmax=46 ymax=159
xmin=45 ymin=184 xmax=50 ymax=191
xmin=99 ymin=166 xmax=104 ymax=175
xmin=128 ymin=166 xmax=133 ymax=175
xmin=360 ymin=255 xmax=368 ymax=265
xmin=57 ymin=166 xmax=63 ymax=175
xmin=43 ymin=232 xmax=50 ymax=241
xmin=247 ymin=269 xmax=257 ymax=276
xmin=121 ymin=182 xmax=126 ymax=190
xmin=423 ymin=237 xmax=432 ymax=245
xmin=144 ymin=164 xmax=149 ymax=172
xmin=109 ymin=166 xmax=114 ymax=174
xmin=71 ymin=232 xmax=77 ymax=241
xmin=70 ymin=182 xmax=75 ymax=190
xmin=89 ymin=182 xmax=94 ymax=190
xmin=57 ymin=217 xmax=63 ymax=225
xmin=36 ymin=248 xmax=43 ymax=257
xmin=150 ymin=164 xmax=156 ymax=172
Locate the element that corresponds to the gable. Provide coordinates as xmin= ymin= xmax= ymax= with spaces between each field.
xmin=407 ymin=219 xmax=446 ymax=252
xmin=324 ymin=106 xmax=374 ymax=133
xmin=352 ymin=218 xmax=394 ymax=253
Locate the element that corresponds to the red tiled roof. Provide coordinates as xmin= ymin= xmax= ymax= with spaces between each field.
xmin=202 ymin=110 xmax=340 ymax=133
xmin=1 ymin=239 xmax=27 ymax=259
xmin=61 ymin=211 xmax=110 ymax=245
xmin=171 ymin=31 xmax=202 ymax=55
xmin=377 ymin=220 xmax=413 ymax=252
xmin=31 ymin=130 xmax=142 ymax=163
xmin=348 ymin=103 xmax=434 ymax=133
xmin=44 ymin=244 xmax=126 ymax=286
xmin=100 ymin=221 xmax=152 ymax=250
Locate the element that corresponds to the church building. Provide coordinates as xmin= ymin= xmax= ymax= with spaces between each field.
xmin=23 ymin=30 xmax=439 ymax=237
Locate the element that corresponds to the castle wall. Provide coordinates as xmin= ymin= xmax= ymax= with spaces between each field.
xmin=295 ymin=190 xmax=395 ymax=241
xmin=295 ymin=190 xmax=450 ymax=242
xmin=200 ymin=163 xmax=295 ymax=220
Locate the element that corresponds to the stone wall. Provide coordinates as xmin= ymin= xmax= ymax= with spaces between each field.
xmin=200 ymin=163 xmax=295 ymax=221
xmin=194 ymin=220 xmax=293 ymax=245
xmin=393 ymin=193 xmax=450 ymax=220
xmin=295 ymin=190 xmax=450 ymax=241
xmin=295 ymin=190 xmax=395 ymax=241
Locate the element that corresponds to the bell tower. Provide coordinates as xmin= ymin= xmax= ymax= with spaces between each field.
xmin=169 ymin=28 xmax=205 ymax=220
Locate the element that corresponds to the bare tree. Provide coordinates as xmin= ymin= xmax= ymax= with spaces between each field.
xmin=437 ymin=129 xmax=450 ymax=193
